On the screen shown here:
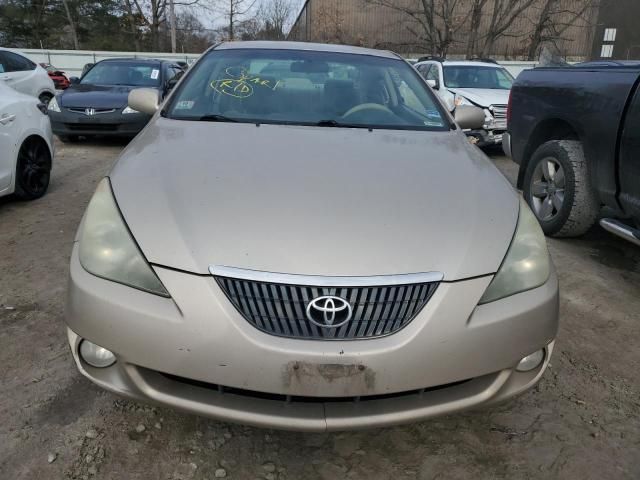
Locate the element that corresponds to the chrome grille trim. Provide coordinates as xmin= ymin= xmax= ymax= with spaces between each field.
xmin=67 ymin=107 xmax=116 ymax=114
xmin=209 ymin=265 xmax=443 ymax=286
xmin=490 ymin=104 xmax=507 ymax=130
xmin=212 ymin=266 xmax=441 ymax=340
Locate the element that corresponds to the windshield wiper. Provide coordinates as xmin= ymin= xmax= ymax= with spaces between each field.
xmin=316 ymin=119 xmax=372 ymax=129
xmin=197 ymin=114 xmax=238 ymax=123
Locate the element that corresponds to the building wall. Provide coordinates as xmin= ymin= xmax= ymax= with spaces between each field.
xmin=591 ymin=0 xmax=640 ymax=60
xmin=289 ymin=0 xmax=598 ymax=60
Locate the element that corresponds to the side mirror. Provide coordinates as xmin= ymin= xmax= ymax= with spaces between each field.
xmin=426 ymin=78 xmax=439 ymax=90
xmin=454 ymin=105 xmax=485 ymax=130
xmin=128 ymin=88 xmax=160 ymax=115
xmin=69 ymin=77 xmax=80 ymax=85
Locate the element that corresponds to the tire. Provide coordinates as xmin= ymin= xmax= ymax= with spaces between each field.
xmin=14 ymin=137 xmax=52 ymax=200
xmin=58 ymin=135 xmax=79 ymax=143
xmin=523 ymin=140 xmax=599 ymax=237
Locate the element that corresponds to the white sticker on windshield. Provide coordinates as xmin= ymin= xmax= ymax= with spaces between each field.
xmin=150 ymin=69 xmax=159 ymax=80
xmin=175 ymin=100 xmax=194 ymax=110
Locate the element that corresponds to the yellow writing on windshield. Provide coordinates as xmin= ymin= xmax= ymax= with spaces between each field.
xmin=211 ymin=67 xmax=277 ymax=99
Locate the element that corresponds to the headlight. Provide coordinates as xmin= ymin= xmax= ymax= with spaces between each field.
xmin=78 ymin=178 xmax=169 ymax=297
xmin=48 ymin=96 xmax=61 ymax=112
xmin=454 ymin=94 xmax=472 ymax=107
xmin=479 ymin=197 xmax=550 ymax=304
xmin=122 ymin=106 xmax=139 ymax=114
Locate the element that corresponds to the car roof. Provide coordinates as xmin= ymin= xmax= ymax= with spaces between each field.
xmin=573 ymin=60 xmax=640 ymax=68
xmin=213 ymin=41 xmax=399 ymax=59
xmin=98 ymin=58 xmax=165 ymax=65
xmin=415 ymin=60 xmax=503 ymax=68
xmin=0 ymin=47 xmax=29 ymax=57
xmin=443 ymin=61 xmax=502 ymax=68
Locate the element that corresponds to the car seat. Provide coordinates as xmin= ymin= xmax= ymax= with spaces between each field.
xmin=323 ymin=79 xmax=359 ymax=117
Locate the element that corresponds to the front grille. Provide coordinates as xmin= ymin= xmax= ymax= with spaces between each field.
xmin=160 ymin=372 xmax=470 ymax=403
xmin=490 ymin=104 xmax=507 ymax=130
xmin=65 ymin=123 xmax=118 ymax=131
xmin=215 ymin=274 xmax=439 ymax=340
xmin=67 ymin=107 xmax=116 ymax=114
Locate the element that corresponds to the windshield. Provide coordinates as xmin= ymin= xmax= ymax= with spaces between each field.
xmin=443 ymin=66 xmax=513 ymax=89
xmin=81 ymin=62 xmax=161 ymax=87
xmin=166 ymin=49 xmax=448 ymax=130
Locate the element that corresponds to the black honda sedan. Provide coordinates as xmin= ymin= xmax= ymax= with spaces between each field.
xmin=48 ymin=58 xmax=184 ymax=142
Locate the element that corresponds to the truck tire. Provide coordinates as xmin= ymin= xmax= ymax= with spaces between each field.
xmin=523 ymin=140 xmax=599 ymax=237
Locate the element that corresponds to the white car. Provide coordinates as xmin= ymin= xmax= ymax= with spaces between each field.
xmin=415 ymin=59 xmax=513 ymax=146
xmin=0 ymin=47 xmax=56 ymax=104
xmin=0 ymin=81 xmax=54 ymax=200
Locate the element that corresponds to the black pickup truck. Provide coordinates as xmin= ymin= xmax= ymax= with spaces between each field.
xmin=504 ymin=64 xmax=640 ymax=246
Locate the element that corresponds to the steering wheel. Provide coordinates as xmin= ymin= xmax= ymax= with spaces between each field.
xmin=342 ymin=103 xmax=395 ymax=119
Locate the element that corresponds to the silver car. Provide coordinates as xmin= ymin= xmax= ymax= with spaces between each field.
xmin=65 ymin=42 xmax=558 ymax=431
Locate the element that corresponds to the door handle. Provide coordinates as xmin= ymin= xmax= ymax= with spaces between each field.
xmin=0 ymin=114 xmax=16 ymax=125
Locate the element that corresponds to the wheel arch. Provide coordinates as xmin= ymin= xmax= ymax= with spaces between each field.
xmin=38 ymin=90 xmax=54 ymax=102
xmin=517 ymin=118 xmax=582 ymax=188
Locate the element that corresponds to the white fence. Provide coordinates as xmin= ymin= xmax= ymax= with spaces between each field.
xmin=500 ymin=60 xmax=538 ymax=78
xmin=17 ymin=48 xmax=538 ymax=79
xmin=19 ymin=49 xmax=201 ymax=77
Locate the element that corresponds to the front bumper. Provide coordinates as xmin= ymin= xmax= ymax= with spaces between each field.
xmin=502 ymin=132 xmax=512 ymax=158
xmin=66 ymin=244 xmax=559 ymax=431
xmin=464 ymin=129 xmax=505 ymax=147
xmin=49 ymin=109 xmax=150 ymax=137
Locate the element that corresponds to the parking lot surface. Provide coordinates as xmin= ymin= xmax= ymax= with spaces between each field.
xmin=1 ymin=140 xmax=639 ymax=479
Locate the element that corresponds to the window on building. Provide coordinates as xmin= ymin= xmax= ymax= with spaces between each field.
xmin=603 ymin=28 xmax=617 ymax=42
xmin=601 ymin=44 xmax=614 ymax=58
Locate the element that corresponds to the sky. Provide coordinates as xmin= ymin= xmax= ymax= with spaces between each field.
xmin=183 ymin=0 xmax=306 ymax=31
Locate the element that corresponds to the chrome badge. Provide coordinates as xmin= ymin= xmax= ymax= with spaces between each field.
xmin=306 ymin=296 xmax=353 ymax=328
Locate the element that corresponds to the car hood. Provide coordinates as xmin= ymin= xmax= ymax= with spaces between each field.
xmin=110 ymin=119 xmax=518 ymax=281
xmin=59 ymin=84 xmax=142 ymax=109
xmin=448 ymin=88 xmax=510 ymax=107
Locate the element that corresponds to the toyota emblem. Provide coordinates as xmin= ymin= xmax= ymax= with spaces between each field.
xmin=306 ymin=295 xmax=353 ymax=328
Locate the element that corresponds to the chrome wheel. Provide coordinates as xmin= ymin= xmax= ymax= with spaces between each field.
xmin=530 ymin=157 xmax=565 ymax=221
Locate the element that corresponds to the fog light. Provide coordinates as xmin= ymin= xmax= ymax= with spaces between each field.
xmin=79 ymin=340 xmax=116 ymax=368
xmin=516 ymin=349 xmax=544 ymax=372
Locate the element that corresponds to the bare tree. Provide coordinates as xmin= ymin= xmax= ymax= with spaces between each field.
xmin=256 ymin=0 xmax=293 ymax=40
xmin=131 ymin=0 xmax=167 ymax=50
xmin=60 ymin=0 xmax=79 ymax=49
xmin=217 ymin=0 xmax=258 ymax=41
xmin=168 ymin=0 xmax=177 ymax=52
xmin=314 ymin=0 xmax=347 ymax=44
xmin=465 ymin=0 xmax=489 ymax=57
xmin=172 ymin=11 xmax=215 ymax=50
xmin=480 ymin=0 xmax=537 ymax=57
xmin=362 ymin=0 xmax=469 ymax=57
xmin=123 ymin=0 xmax=142 ymax=51
xmin=525 ymin=0 xmax=596 ymax=60
xmin=129 ymin=0 xmax=201 ymax=51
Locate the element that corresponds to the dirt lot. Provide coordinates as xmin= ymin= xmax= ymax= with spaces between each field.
xmin=1 ymin=139 xmax=639 ymax=480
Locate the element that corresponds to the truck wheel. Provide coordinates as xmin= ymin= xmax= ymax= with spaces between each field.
xmin=523 ymin=140 xmax=599 ymax=237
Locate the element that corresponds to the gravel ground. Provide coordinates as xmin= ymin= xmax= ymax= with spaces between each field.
xmin=1 ymin=139 xmax=639 ymax=480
